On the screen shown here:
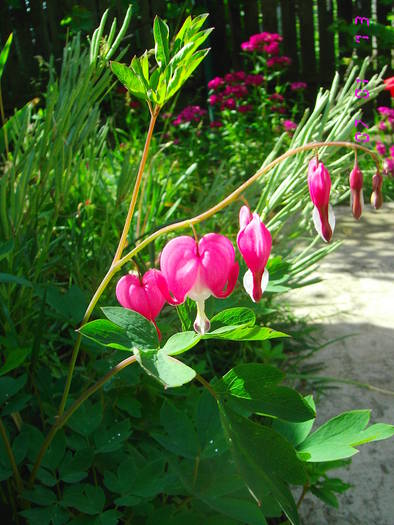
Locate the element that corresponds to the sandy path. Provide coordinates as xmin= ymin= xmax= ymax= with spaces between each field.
xmin=284 ymin=203 xmax=394 ymax=525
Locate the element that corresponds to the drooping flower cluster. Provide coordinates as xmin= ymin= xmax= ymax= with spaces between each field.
xmin=307 ymin=156 xmax=384 ymax=241
xmin=116 ymin=206 xmax=272 ymax=336
xmin=172 ymin=105 xmax=207 ymax=126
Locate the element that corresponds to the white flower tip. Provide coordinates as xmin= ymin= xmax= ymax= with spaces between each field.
xmin=194 ymin=299 xmax=210 ymax=335
xmin=243 ymin=268 xmax=269 ymax=302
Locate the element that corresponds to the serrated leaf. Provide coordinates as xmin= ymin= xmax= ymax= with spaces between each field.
xmin=111 ymin=61 xmax=147 ymax=100
xmin=79 ymin=319 xmax=132 ymax=351
xmin=153 ymin=16 xmax=169 ymax=68
xmin=297 ymin=410 xmax=394 ymax=462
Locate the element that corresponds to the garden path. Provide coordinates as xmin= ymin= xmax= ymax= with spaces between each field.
xmin=285 ymin=203 xmax=394 ymax=525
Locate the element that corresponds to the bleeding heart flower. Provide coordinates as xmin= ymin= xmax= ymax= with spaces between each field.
xmin=370 ymin=171 xmax=383 ymax=209
xmin=237 ymin=206 xmax=272 ymax=303
xmin=116 ymin=269 xmax=168 ymax=339
xmin=308 ymin=158 xmax=335 ymax=242
xmin=349 ymin=162 xmax=364 ymax=220
xmin=160 ymin=234 xmax=239 ymax=334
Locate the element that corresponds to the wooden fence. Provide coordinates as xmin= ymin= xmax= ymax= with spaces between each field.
xmin=1 ymin=0 xmax=392 ymax=112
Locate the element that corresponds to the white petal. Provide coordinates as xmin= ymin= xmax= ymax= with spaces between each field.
xmin=243 ymin=268 xmax=270 ymax=302
xmin=194 ymin=299 xmax=210 ymax=334
xmin=312 ymin=205 xmax=335 ymax=242
xmin=328 ymin=204 xmax=335 ymax=233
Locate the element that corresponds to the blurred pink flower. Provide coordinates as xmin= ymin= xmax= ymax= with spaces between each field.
xmin=378 ymin=121 xmax=387 ymax=132
xmin=383 ymin=157 xmax=394 ymax=178
xmin=209 ymin=120 xmax=223 ymax=128
xmin=376 ymin=141 xmax=386 ymax=155
xmin=371 ymin=171 xmax=383 ymax=209
xmin=208 ymin=76 xmax=224 ymax=90
xmin=283 ymin=119 xmax=297 ymax=131
xmin=245 ymin=74 xmax=264 ymax=86
xmin=267 ymin=56 xmax=291 ymax=68
xmin=237 ymin=104 xmax=253 ymax=113
xmin=290 ymin=82 xmax=307 ymax=91
xmin=221 ymin=98 xmax=236 ymax=110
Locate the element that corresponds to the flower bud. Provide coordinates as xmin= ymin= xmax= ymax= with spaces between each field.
xmin=349 ymin=163 xmax=364 ymax=220
xmin=370 ymin=172 xmax=383 ymax=210
xmin=307 ymin=158 xmax=335 ymax=242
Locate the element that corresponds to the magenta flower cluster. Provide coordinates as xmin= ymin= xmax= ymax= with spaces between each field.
xmin=172 ymin=105 xmax=207 ymax=126
xmin=208 ymin=70 xmax=263 ymax=113
xmin=290 ymin=82 xmax=307 ymax=91
xmin=241 ymin=32 xmax=283 ymax=53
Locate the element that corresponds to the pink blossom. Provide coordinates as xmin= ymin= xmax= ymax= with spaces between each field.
xmin=269 ymin=93 xmax=284 ymax=102
xmin=376 ymin=141 xmax=386 ymax=156
xmin=383 ymin=157 xmax=394 ymax=178
xmin=377 ymin=106 xmax=394 ymax=117
xmin=241 ymin=41 xmax=253 ymax=51
xmin=233 ymin=71 xmax=247 ymax=81
xmin=267 ymin=56 xmax=291 ymax=68
xmin=272 ymin=106 xmax=286 ymax=114
xmin=172 ymin=105 xmax=207 ymax=125
xmin=208 ymin=76 xmax=224 ymax=90
xmin=225 ymin=73 xmax=235 ymax=83
xmin=237 ymin=104 xmax=253 ymax=113
xmin=283 ymin=119 xmax=297 ymax=131
xmin=378 ymin=121 xmax=387 ymax=132
xmin=308 ymin=158 xmax=335 ymax=242
xmin=221 ymin=98 xmax=236 ymax=110
xmin=290 ymin=82 xmax=307 ymax=91
xmin=116 ymin=270 xmax=167 ymax=339
xmin=390 ymin=145 xmax=394 ymax=158
xmin=349 ymin=162 xmax=364 ymax=220
xmin=209 ymin=94 xmax=222 ymax=105
xmin=263 ymin=41 xmax=280 ymax=55
xmin=237 ymin=206 xmax=272 ymax=303
xmin=224 ymin=85 xmax=248 ymax=98
xmin=209 ymin=120 xmax=223 ymax=128
xmin=245 ymin=74 xmax=264 ymax=86
xmin=160 ymin=234 xmax=239 ymax=334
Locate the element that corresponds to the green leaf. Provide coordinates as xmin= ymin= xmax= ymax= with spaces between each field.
xmin=66 ymin=400 xmax=102 ymax=437
xmin=0 ymin=239 xmax=13 ymax=261
xmin=204 ymin=325 xmax=288 ymax=342
xmin=45 ymin=285 xmax=88 ymax=324
xmin=151 ymin=401 xmax=199 ymax=459
xmin=61 ymin=484 xmax=105 ymax=515
xmin=273 ymin=395 xmax=316 ymax=445
xmin=134 ymin=348 xmax=196 ymax=388
xmin=219 ymin=404 xmax=304 ymax=525
xmin=195 ymin=390 xmax=227 ymax=458
xmin=297 ymin=410 xmax=394 ymax=462
xmin=59 ymin=449 xmax=94 ymax=483
xmin=0 ymin=374 xmax=26 ymax=406
xmin=201 ymin=494 xmax=267 ymax=525
xmin=161 ymin=331 xmax=201 ymax=356
xmin=153 ymin=16 xmax=170 ymax=68
xmin=210 ymin=307 xmax=256 ymax=330
xmin=94 ymin=420 xmax=132 ymax=453
xmin=102 ymin=307 xmax=158 ymax=349
xmin=215 ymin=363 xmax=284 ymax=395
xmin=42 ymin=430 xmax=66 ymax=471
xmin=79 ymin=319 xmax=132 ymax=351
xmin=0 ymin=347 xmax=30 ymax=376
xmin=22 ymin=486 xmax=57 ymax=506
xmin=0 ymin=273 xmax=32 ymax=287
xmin=111 ymin=61 xmax=147 ymax=101
xmin=0 ymin=33 xmax=12 ymax=82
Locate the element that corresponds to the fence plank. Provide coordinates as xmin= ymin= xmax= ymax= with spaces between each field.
xmin=243 ymin=0 xmax=260 ymax=39
xmin=337 ymin=0 xmax=353 ymax=58
xmin=297 ymin=0 xmax=317 ymax=77
xmin=206 ymin=0 xmax=232 ymax=74
xmin=317 ymin=0 xmax=335 ymax=81
xmin=280 ymin=0 xmax=300 ymax=74
xmin=261 ymin=0 xmax=278 ymax=32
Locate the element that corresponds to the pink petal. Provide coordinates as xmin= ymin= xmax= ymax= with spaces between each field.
xmin=160 ymin=236 xmax=199 ymax=303
xmin=142 ymin=270 xmax=167 ymax=319
xmin=237 ymin=213 xmax=272 ymax=274
xmin=239 ymin=205 xmax=253 ymax=229
xmin=116 ymin=274 xmax=140 ymax=310
xmin=199 ymin=233 xmax=236 ymax=296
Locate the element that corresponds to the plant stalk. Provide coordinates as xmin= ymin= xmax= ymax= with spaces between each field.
xmin=30 ymin=354 xmax=137 ymax=485
xmin=57 ymin=107 xmax=159 ymax=418
xmin=0 ymin=418 xmax=23 ymax=493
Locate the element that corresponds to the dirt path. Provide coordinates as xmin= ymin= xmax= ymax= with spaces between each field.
xmin=285 ymin=203 xmax=394 ymax=525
